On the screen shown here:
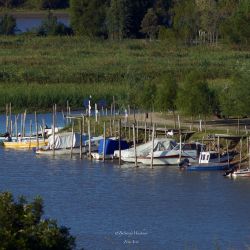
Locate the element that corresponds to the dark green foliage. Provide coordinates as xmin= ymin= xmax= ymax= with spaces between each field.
xmin=219 ymin=71 xmax=250 ymax=117
xmin=0 ymin=14 xmax=16 ymax=35
xmin=139 ymin=81 xmax=156 ymax=110
xmin=156 ymin=74 xmax=177 ymax=112
xmin=0 ymin=192 xmax=76 ymax=250
xmin=140 ymin=8 xmax=159 ymax=39
xmin=177 ymin=71 xmax=215 ymax=117
xmin=106 ymin=0 xmax=131 ymax=40
xmin=70 ymin=0 xmax=108 ymax=37
xmin=36 ymin=12 xmax=73 ymax=36
xmin=172 ymin=0 xmax=198 ymax=45
xmin=220 ymin=0 xmax=250 ymax=45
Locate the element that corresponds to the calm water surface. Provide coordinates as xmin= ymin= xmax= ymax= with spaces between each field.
xmin=0 ymin=114 xmax=250 ymax=250
xmin=16 ymin=17 xmax=69 ymax=33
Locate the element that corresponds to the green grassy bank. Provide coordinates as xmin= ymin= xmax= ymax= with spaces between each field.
xmin=0 ymin=36 xmax=249 ymax=112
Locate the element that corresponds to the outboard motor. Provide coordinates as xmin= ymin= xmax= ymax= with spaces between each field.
xmin=179 ymin=158 xmax=190 ymax=168
xmin=223 ymin=166 xmax=236 ymax=177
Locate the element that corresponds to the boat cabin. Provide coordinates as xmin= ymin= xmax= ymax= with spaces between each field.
xmin=199 ymin=151 xmax=220 ymax=164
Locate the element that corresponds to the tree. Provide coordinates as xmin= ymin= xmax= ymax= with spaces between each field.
xmin=0 ymin=14 xmax=16 ymax=35
xmin=0 ymin=192 xmax=76 ymax=250
xmin=140 ymin=8 xmax=159 ymax=40
xmin=37 ymin=12 xmax=73 ymax=36
xmin=70 ymin=0 xmax=108 ymax=37
xmin=139 ymin=81 xmax=156 ymax=111
xmin=156 ymin=74 xmax=178 ymax=126
xmin=172 ymin=0 xmax=199 ymax=45
xmin=219 ymin=72 xmax=250 ymax=117
xmin=196 ymin=0 xmax=220 ymax=44
xmin=220 ymin=0 xmax=250 ymax=45
xmin=177 ymin=71 xmax=214 ymax=120
xmin=106 ymin=0 xmax=130 ymax=40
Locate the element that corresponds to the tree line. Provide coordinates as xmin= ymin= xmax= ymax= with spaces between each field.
xmin=137 ymin=70 xmax=250 ymax=119
xmin=70 ymin=0 xmax=250 ymax=46
xmin=1 ymin=0 xmax=250 ymax=46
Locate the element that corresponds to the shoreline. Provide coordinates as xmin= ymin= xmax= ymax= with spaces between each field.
xmin=0 ymin=9 xmax=69 ymax=18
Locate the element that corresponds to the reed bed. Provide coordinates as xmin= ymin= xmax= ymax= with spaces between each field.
xmin=0 ymin=36 xmax=249 ymax=111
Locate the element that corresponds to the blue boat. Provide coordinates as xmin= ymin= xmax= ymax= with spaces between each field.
xmin=180 ymin=151 xmax=232 ymax=171
xmin=91 ymin=138 xmax=129 ymax=160
xmin=187 ymin=162 xmax=231 ymax=171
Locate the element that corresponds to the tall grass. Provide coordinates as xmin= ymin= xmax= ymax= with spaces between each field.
xmin=0 ymin=36 xmax=249 ymax=111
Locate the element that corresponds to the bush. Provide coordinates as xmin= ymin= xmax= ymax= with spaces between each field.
xmin=0 ymin=14 xmax=16 ymax=35
xmin=0 ymin=192 xmax=76 ymax=250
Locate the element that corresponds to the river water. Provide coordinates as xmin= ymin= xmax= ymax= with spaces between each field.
xmin=0 ymin=113 xmax=250 ymax=250
xmin=15 ymin=16 xmax=70 ymax=33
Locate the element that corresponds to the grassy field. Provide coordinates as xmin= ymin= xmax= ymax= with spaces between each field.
xmin=0 ymin=36 xmax=249 ymax=112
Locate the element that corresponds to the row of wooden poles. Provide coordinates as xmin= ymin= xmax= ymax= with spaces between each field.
xmin=5 ymin=103 xmax=43 ymax=147
xmin=67 ymin=114 xmax=158 ymax=168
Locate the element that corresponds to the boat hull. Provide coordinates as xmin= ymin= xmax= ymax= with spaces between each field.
xmin=137 ymin=155 xmax=197 ymax=166
xmin=231 ymin=169 xmax=250 ymax=177
xmin=187 ymin=163 xmax=230 ymax=171
xmin=36 ymin=145 xmax=98 ymax=155
xmin=3 ymin=140 xmax=47 ymax=149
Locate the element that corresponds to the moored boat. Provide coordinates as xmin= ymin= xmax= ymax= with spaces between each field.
xmin=117 ymin=138 xmax=176 ymax=163
xmin=181 ymin=151 xmax=233 ymax=171
xmin=3 ymin=139 xmax=47 ymax=149
xmin=36 ymin=132 xmax=102 ymax=155
xmin=137 ymin=142 xmax=204 ymax=166
xmin=92 ymin=138 xmax=129 ymax=160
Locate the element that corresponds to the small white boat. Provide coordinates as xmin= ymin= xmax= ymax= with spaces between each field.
xmin=232 ymin=168 xmax=250 ymax=177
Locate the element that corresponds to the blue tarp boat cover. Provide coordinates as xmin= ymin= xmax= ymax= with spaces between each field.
xmin=98 ymin=138 xmax=129 ymax=155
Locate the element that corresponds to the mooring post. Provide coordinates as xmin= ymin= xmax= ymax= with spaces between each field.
xmin=35 ymin=111 xmax=39 ymax=150
xmin=80 ymin=117 xmax=83 ymax=159
xmin=88 ymin=118 xmax=91 ymax=159
xmin=151 ymin=124 xmax=155 ymax=169
xmin=118 ymin=119 xmax=121 ymax=166
xmin=133 ymin=124 xmax=137 ymax=167
xmin=103 ymin=121 xmax=106 ymax=162
xmin=144 ymin=121 xmax=147 ymax=143
xmin=70 ymin=121 xmax=74 ymax=159
xmin=52 ymin=106 xmax=55 ymax=155
xmin=29 ymin=120 xmax=32 ymax=149
xmin=15 ymin=115 xmax=18 ymax=141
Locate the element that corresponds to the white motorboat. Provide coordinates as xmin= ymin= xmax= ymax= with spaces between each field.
xmin=137 ymin=142 xmax=204 ymax=166
xmin=116 ymin=138 xmax=176 ymax=163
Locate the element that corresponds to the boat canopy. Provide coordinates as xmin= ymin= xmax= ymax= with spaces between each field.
xmin=98 ymin=138 xmax=129 ymax=155
xmin=119 ymin=138 xmax=177 ymax=158
xmin=48 ymin=132 xmax=88 ymax=149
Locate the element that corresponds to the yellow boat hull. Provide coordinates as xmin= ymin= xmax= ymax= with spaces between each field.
xmin=3 ymin=140 xmax=48 ymax=149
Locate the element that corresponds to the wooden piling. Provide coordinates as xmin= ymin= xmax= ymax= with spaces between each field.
xmin=9 ymin=103 xmax=12 ymax=135
xmin=150 ymin=124 xmax=155 ymax=169
xmin=29 ymin=120 xmax=32 ymax=149
xmin=15 ymin=115 xmax=18 ymax=141
xmin=118 ymin=119 xmax=121 ymax=166
xmin=88 ymin=118 xmax=91 ymax=159
xmin=144 ymin=122 xmax=147 ymax=143
xmin=103 ymin=121 xmax=106 ymax=162
xmin=70 ymin=121 xmax=74 ymax=159
xmin=5 ymin=103 xmax=8 ymax=132
xmin=136 ymin=120 xmax=139 ymax=143
xmin=80 ymin=118 xmax=83 ymax=159
xmin=133 ymin=124 xmax=137 ymax=167
xmin=52 ymin=106 xmax=55 ymax=156
xmin=35 ymin=111 xmax=39 ymax=149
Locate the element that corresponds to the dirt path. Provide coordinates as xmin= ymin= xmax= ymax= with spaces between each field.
xmin=128 ymin=112 xmax=250 ymax=133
